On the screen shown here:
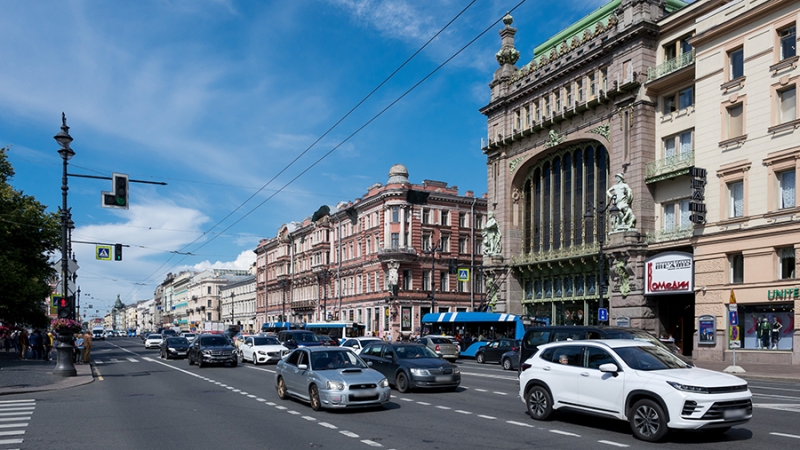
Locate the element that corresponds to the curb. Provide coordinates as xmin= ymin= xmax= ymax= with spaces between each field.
xmin=0 ymin=363 xmax=94 ymax=396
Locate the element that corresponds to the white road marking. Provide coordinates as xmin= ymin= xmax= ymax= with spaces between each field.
xmin=478 ymin=415 xmax=496 ymax=420
xmin=459 ymin=371 xmax=518 ymax=381
xmin=319 ymin=422 xmax=337 ymax=429
xmin=231 ymin=389 xmax=240 ymax=392
xmin=751 ymin=385 xmax=800 ymax=393
xmin=417 ymin=402 xmax=431 ymax=406
xmin=126 ymin=358 xmax=138 ymax=362
xmin=436 ymin=406 xmax=451 ymax=410
xmin=266 ymin=402 xmax=276 ymax=406
xmin=362 ymin=440 xmax=382 ymax=447
xmin=0 ymin=418 xmax=30 ymax=422
xmin=302 ymin=416 xmax=316 ymax=421
xmin=598 ymin=440 xmax=629 ymax=447
xmin=0 ymin=438 xmax=23 ymax=445
xmin=455 ymin=410 xmax=472 ymax=414
xmin=110 ymin=358 xmax=120 ymax=362
xmin=256 ymin=398 xmax=266 ymax=402
xmin=399 ymin=398 xmax=413 ymax=402
xmin=226 ymin=387 xmax=235 ymax=390
xmin=247 ymin=395 xmax=256 ymax=398
xmin=0 ymin=430 xmax=25 ymax=436
xmin=0 ymin=401 xmax=33 ymax=404
xmin=550 ymin=430 xmax=581 ymax=437
xmin=475 ymin=389 xmax=487 ymax=392
xmin=275 ymin=406 xmax=287 ymax=410
xmin=0 ymin=423 xmax=27 ymax=429
xmin=753 ymin=404 xmax=800 ymax=413
xmin=493 ymin=391 xmax=508 ymax=395
xmin=506 ymin=421 xmax=533 ymax=427
xmin=770 ymin=432 xmax=800 ymax=439
xmin=94 ymin=360 xmax=104 ymax=364
xmin=287 ymin=410 xmax=301 ymax=415
xmin=0 ymin=409 xmax=34 ymax=413
xmin=245 ymin=366 xmax=276 ymax=373
xmin=340 ymin=431 xmax=359 ymax=438
xmin=0 ymin=413 xmax=31 ymax=417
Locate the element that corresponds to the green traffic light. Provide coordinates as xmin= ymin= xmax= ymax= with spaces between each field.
xmin=116 ymin=197 xmax=126 ymax=206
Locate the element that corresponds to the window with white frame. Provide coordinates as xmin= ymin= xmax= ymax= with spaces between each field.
xmin=441 ymin=210 xmax=449 ymax=226
xmin=422 ymin=270 xmax=431 ymax=291
xmin=525 ymin=105 xmax=532 ymax=126
xmin=729 ymin=47 xmax=744 ymax=80
xmin=779 ymin=169 xmax=796 ymax=209
xmin=459 ymin=213 xmax=466 ymax=228
xmin=357 ymin=275 xmax=362 ymax=294
xmin=780 ymin=25 xmax=796 ymax=61
xmin=778 ymin=86 xmax=796 ymax=124
xmin=458 ymin=236 xmax=468 ymax=253
xmin=439 ymin=271 xmax=448 ymax=292
xmin=729 ymin=181 xmax=744 ymax=218
xmin=457 ymin=279 xmax=468 ymax=293
xmin=475 ymin=214 xmax=483 ymax=229
xmin=422 ymin=208 xmax=430 ymax=224
xmin=726 ymin=103 xmax=744 ymax=139
xmin=391 ymin=206 xmax=399 ymax=223
xmin=663 ymin=130 xmax=692 ymax=161
xmin=391 ymin=233 xmax=399 ymax=250
xmin=402 ymin=270 xmax=411 ymax=290
xmin=514 ymin=109 xmax=521 ymax=131
xmin=728 ymin=253 xmax=744 ymax=284
xmin=422 ymin=233 xmax=432 ymax=251
xmin=440 ymin=234 xmax=450 ymax=252
xmin=779 ymin=247 xmax=796 ymax=279
xmin=663 ymin=199 xmax=691 ymax=231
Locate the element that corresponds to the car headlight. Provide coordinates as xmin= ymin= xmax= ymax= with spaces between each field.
xmin=379 ymin=378 xmax=389 ymax=388
xmin=326 ymin=381 xmax=345 ymax=390
xmin=453 ymin=366 xmax=460 ymax=374
xmin=257 ymin=350 xmax=267 ymax=355
xmin=168 ymin=348 xmax=176 ymax=352
xmin=410 ymin=368 xmax=431 ymax=376
xmin=202 ymin=350 xmax=211 ymax=355
xmin=667 ymin=381 xmax=709 ymax=393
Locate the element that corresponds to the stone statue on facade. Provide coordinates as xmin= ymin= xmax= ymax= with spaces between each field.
xmin=484 ymin=275 xmax=498 ymax=312
xmin=613 ymin=259 xmax=631 ymax=297
xmin=482 ymin=212 xmax=502 ymax=256
xmin=386 ymin=262 xmax=399 ymax=288
xmin=606 ymin=173 xmax=636 ymax=231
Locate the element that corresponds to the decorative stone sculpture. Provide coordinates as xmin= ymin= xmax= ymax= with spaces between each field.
xmin=614 ymin=259 xmax=631 ymax=297
xmin=607 ymin=173 xmax=636 ymax=231
xmin=387 ymin=262 xmax=399 ymax=288
xmin=485 ymin=275 xmax=498 ymax=312
xmin=482 ymin=212 xmax=502 ymax=256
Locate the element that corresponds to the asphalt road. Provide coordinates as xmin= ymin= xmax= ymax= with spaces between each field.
xmin=2 ymin=338 xmax=799 ymax=450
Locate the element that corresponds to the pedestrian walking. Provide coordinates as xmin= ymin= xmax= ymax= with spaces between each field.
xmin=2 ymin=331 xmax=10 ymax=353
xmin=19 ymin=329 xmax=29 ymax=360
xmin=74 ymin=333 xmax=85 ymax=364
xmin=82 ymin=330 xmax=93 ymax=363
xmin=45 ymin=331 xmax=54 ymax=361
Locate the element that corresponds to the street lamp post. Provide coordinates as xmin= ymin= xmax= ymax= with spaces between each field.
xmin=53 ymin=114 xmax=77 ymax=377
xmin=279 ymin=279 xmax=288 ymax=322
xmin=230 ymin=291 xmax=235 ymax=329
xmin=317 ymin=269 xmax=330 ymax=322
xmin=423 ymin=240 xmax=442 ymax=314
xmin=584 ymin=196 xmax=620 ymax=325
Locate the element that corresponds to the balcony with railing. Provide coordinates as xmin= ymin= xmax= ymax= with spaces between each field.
xmin=645 ymin=149 xmax=694 ymax=184
xmin=647 ymin=50 xmax=695 ymax=83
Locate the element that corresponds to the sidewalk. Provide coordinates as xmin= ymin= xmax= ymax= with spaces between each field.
xmin=0 ymin=349 xmax=93 ymax=396
xmin=691 ymin=359 xmax=800 ymax=383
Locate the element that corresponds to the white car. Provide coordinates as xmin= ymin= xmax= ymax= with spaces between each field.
xmin=144 ymin=334 xmax=164 ymax=349
xmin=182 ymin=333 xmax=196 ymax=343
xmin=519 ymin=339 xmax=752 ymax=442
xmin=237 ymin=335 xmax=287 ymax=364
xmin=339 ymin=337 xmax=382 ymax=355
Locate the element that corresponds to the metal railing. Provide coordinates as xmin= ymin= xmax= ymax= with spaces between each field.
xmin=646 ymin=149 xmax=694 ymax=181
xmin=647 ymin=50 xmax=695 ymax=82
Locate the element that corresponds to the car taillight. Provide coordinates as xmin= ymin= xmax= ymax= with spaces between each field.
xmin=435 ymin=344 xmax=440 ymax=352
xmin=511 ymin=346 xmax=517 ymax=352
xmin=521 ymin=363 xmax=532 ymax=372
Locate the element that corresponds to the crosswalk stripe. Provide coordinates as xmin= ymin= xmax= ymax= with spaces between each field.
xmin=0 ymin=413 xmax=32 ymax=417
xmin=0 ymin=438 xmax=23 ymax=444
xmin=0 ymin=418 xmax=30 ymax=422
xmin=0 ymin=408 xmax=34 ymax=412
xmin=0 ymin=400 xmax=34 ymax=404
xmin=126 ymin=358 xmax=138 ymax=362
xmin=0 ymin=423 xmax=28 ymax=428
xmin=0 ymin=430 xmax=25 ymax=436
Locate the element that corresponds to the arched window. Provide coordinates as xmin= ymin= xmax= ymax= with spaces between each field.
xmin=523 ymin=179 xmax=532 ymax=253
xmin=543 ymin=162 xmax=551 ymax=251
xmin=563 ymin=153 xmax=572 ymax=249
xmin=553 ymin=157 xmax=561 ymax=250
xmin=573 ymin=149 xmax=583 ymax=246
xmin=533 ymin=168 xmax=541 ymax=252
xmin=585 ymin=146 xmax=595 ymax=244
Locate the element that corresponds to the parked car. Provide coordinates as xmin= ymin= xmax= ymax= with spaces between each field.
xmin=500 ymin=348 xmax=520 ymax=371
xmin=238 ymin=336 xmax=288 ymax=364
xmin=418 ymin=336 xmax=460 ymax=362
xmin=360 ymin=342 xmax=460 ymax=393
xmin=475 ymin=339 xmax=520 ymax=365
xmin=277 ymin=330 xmax=323 ymax=349
xmin=339 ymin=337 xmax=382 ymax=355
xmin=275 ymin=347 xmax=391 ymax=410
xmin=182 ymin=333 xmax=196 ymax=343
xmin=160 ymin=337 xmax=191 ymax=359
xmin=187 ymin=334 xmax=237 ymax=368
xmin=519 ymin=326 xmax=693 ymax=370
xmin=519 ymin=339 xmax=752 ymax=442
xmin=144 ymin=334 xmax=164 ymax=349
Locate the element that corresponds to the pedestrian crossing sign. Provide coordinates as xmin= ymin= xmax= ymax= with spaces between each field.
xmin=457 ymin=268 xmax=470 ymax=282
xmin=96 ymin=245 xmax=112 ymax=261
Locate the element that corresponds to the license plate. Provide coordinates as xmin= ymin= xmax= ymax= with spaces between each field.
xmin=435 ymin=375 xmax=451 ymax=382
xmin=723 ymin=409 xmax=746 ymax=419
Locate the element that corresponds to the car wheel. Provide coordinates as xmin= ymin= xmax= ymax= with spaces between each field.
xmin=188 ymin=354 xmax=194 ymax=365
xmin=526 ymin=385 xmax=554 ymax=420
xmin=277 ymin=377 xmax=288 ymax=400
xmin=198 ymin=358 xmax=205 ymax=368
xmin=502 ymin=358 xmax=512 ymax=370
xmin=630 ymin=399 xmax=669 ymax=442
xmin=396 ymin=372 xmax=410 ymax=393
xmin=253 ymin=355 xmax=259 ymax=365
xmin=309 ymin=384 xmax=322 ymax=411
xmin=476 ymin=353 xmax=485 ymax=364
xmin=231 ymin=359 xmax=238 ymax=368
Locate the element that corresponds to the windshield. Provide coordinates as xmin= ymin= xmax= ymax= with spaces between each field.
xmin=429 ymin=337 xmax=452 ymax=344
xmin=166 ymin=338 xmax=189 ymax=345
xmin=200 ymin=336 xmax=229 ymax=346
xmin=311 ymin=351 xmax=367 ymax=370
xmin=147 ymin=335 xmax=162 ymax=339
xmin=294 ymin=332 xmax=320 ymax=343
xmin=395 ymin=345 xmax=439 ymax=359
xmin=253 ymin=337 xmax=280 ymax=346
xmin=615 ymin=345 xmax=690 ymax=371
xmin=183 ymin=334 xmax=195 ymax=338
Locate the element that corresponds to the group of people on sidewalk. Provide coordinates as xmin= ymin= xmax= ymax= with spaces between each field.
xmin=2 ymin=328 xmax=91 ymax=364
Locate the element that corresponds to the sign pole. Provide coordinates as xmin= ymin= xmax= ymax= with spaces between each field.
xmin=723 ymin=289 xmax=745 ymax=374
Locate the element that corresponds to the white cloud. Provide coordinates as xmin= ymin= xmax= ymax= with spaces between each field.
xmin=186 ymin=249 xmax=256 ymax=272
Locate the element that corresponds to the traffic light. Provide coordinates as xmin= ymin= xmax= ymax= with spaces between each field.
xmin=448 ymin=258 xmax=458 ymax=274
xmin=56 ymin=296 xmax=70 ymax=319
xmin=114 ymin=243 xmax=123 ymax=261
xmin=102 ymin=173 xmax=129 ymax=209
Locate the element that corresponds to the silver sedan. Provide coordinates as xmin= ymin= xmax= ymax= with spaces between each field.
xmin=275 ymin=347 xmax=391 ymax=410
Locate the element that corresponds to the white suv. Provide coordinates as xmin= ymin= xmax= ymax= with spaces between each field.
xmin=518 ymin=340 xmax=752 ymax=442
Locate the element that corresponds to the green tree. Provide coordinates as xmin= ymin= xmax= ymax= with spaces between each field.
xmin=0 ymin=147 xmax=60 ymax=328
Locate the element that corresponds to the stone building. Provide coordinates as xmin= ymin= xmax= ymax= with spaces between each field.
xmin=254 ymin=164 xmax=487 ymax=340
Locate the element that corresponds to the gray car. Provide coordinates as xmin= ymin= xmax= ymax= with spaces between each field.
xmin=275 ymin=347 xmax=391 ymax=411
xmin=418 ymin=336 xmax=460 ymax=361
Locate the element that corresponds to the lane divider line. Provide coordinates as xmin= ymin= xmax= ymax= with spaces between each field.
xmin=340 ymin=431 xmax=359 ymax=438
xmin=598 ymin=440 xmax=629 ymax=447
xmin=506 ymin=420 xmax=533 ymax=428
xmin=771 ymin=432 xmax=800 ymax=439
xmin=550 ymin=430 xmax=581 ymax=437
xmin=362 ymin=439 xmax=382 ymax=447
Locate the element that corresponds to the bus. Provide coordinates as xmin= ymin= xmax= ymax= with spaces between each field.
xmin=261 ymin=321 xmax=303 ymax=334
xmin=421 ymin=312 xmax=526 ymax=357
xmin=304 ymin=322 xmax=365 ymax=341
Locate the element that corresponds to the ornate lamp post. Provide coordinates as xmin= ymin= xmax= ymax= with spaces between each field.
xmin=423 ymin=239 xmax=442 ymax=314
xmin=584 ymin=196 xmax=619 ymax=325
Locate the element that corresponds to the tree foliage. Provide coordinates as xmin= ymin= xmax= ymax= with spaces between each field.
xmin=0 ymin=147 xmax=60 ymax=328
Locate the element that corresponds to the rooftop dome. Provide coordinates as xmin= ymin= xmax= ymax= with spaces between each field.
xmin=387 ymin=164 xmax=409 ymax=185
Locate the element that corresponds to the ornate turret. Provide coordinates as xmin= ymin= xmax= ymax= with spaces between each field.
xmin=490 ymin=13 xmax=520 ymax=99
xmin=113 ymin=295 xmax=124 ymax=310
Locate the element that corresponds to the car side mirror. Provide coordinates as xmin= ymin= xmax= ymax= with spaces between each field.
xmin=385 ymin=354 xmax=394 ymax=360
xmin=599 ymin=363 xmax=619 ymax=376
xmin=298 ymin=364 xmax=308 ymax=370
xmin=247 ymin=342 xmax=253 ymax=347
xmin=367 ymin=361 xmax=373 ymax=367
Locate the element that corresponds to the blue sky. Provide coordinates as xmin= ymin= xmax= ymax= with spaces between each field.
xmin=1 ymin=0 xmax=608 ymax=317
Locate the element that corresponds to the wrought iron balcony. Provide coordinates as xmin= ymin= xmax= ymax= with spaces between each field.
xmin=647 ymin=50 xmax=695 ymax=82
xmin=645 ymin=149 xmax=694 ymax=183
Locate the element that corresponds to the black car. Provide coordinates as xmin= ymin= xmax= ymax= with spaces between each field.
xmin=518 ymin=326 xmax=692 ymax=370
xmin=475 ymin=339 xmax=519 ymax=365
xmin=277 ymin=330 xmax=323 ymax=349
xmin=499 ymin=348 xmax=520 ymax=371
xmin=360 ymin=342 xmax=460 ymax=393
xmin=160 ymin=336 xmax=191 ymax=360
xmin=187 ymin=334 xmax=237 ymax=368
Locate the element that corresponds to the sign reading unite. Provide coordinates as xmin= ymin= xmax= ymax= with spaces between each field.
xmin=689 ymin=167 xmax=707 ymax=224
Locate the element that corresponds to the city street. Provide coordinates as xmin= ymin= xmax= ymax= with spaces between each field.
xmin=1 ymin=338 xmax=799 ymax=449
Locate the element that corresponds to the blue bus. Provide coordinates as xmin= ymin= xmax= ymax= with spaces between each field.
xmin=421 ymin=312 xmax=526 ymax=357
xmin=261 ymin=322 xmax=303 ymax=334
xmin=304 ymin=322 xmax=365 ymax=340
